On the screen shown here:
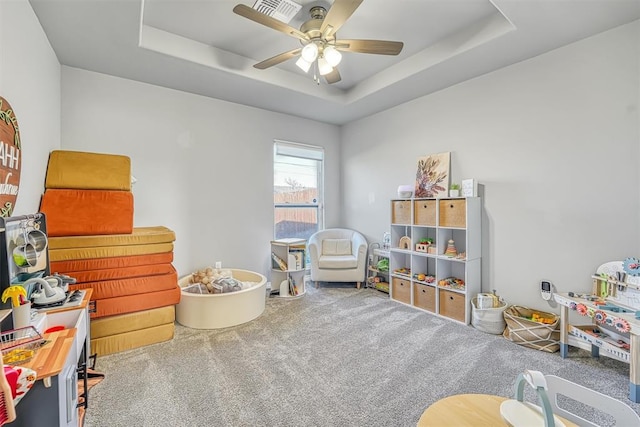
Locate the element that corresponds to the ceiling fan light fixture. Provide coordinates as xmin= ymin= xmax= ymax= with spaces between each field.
xmin=323 ymin=46 xmax=342 ymax=67
xmin=301 ymin=43 xmax=319 ymax=62
xmin=317 ymin=57 xmax=333 ymax=76
xmin=296 ymin=56 xmax=312 ymax=73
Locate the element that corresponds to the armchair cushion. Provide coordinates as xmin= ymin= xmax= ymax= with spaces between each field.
xmin=322 ymin=239 xmax=352 ymax=256
xmin=318 ymin=255 xmax=358 ymax=269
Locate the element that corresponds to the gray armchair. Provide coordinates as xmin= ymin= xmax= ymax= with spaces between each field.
xmin=307 ymin=228 xmax=368 ymax=289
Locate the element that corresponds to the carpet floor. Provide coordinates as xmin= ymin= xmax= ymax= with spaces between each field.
xmin=84 ymin=285 xmax=639 ymax=426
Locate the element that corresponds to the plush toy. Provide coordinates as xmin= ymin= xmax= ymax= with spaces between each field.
xmin=189 ymin=267 xmax=236 ymax=293
xmin=212 ymin=277 xmax=244 ymax=293
xmin=189 ymin=267 xmax=215 ymax=292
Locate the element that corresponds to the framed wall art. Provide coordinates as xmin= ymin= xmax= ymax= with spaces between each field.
xmin=414 ymin=152 xmax=450 ymax=198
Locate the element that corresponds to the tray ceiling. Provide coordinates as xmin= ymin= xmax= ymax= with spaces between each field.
xmin=29 ymin=0 xmax=640 ymax=125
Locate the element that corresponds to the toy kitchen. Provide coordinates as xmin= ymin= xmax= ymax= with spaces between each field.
xmin=554 ymin=259 xmax=640 ymax=403
xmin=0 ymin=213 xmax=86 ymax=324
xmin=0 ymin=212 xmax=93 ymax=427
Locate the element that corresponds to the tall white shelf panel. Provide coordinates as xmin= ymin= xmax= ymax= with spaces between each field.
xmin=389 ymin=197 xmax=481 ymax=324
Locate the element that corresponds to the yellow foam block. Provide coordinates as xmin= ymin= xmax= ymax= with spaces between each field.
xmin=45 ymin=150 xmax=131 ymax=191
xmin=48 ymin=226 xmax=176 ymax=250
xmin=48 ymin=242 xmax=174 ymax=262
xmin=90 ymin=323 xmax=175 ymax=356
xmin=91 ymin=306 xmax=175 ymax=339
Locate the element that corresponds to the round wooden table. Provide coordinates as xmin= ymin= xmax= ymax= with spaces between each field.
xmin=417 ymin=394 xmax=508 ymax=426
xmin=417 ymin=393 xmax=578 ymax=427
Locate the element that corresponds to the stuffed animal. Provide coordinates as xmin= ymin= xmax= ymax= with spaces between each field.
xmin=189 ymin=267 xmax=236 ymax=293
xmin=189 ymin=267 xmax=215 ymax=292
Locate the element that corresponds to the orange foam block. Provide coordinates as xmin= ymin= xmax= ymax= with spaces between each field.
xmin=40 ymin=189 xmax=133 ymax=237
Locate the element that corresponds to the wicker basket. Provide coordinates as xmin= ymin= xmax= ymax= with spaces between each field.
xmin=503 ymin=305 xmax=560 ymax=353
xmin=1 ymin=326 xmax=44 ymax=365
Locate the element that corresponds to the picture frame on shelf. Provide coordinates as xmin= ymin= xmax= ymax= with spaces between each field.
xmin=461 ymin=179 xmax=477 ymax=197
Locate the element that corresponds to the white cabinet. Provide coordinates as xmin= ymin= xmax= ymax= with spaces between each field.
xmin=270 ymin=238 xmax=306 ymax=298
xmin=389 ymin=197 xmax=481 ymax=324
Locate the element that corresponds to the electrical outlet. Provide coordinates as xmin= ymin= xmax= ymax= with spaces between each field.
xmin=215 ymin=261 xmax=222 ymax=269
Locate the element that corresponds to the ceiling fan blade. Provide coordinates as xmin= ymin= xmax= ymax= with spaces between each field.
xmin=233 ymin=4 xmax=308 ymax=42
xmin=336 ymin=39 xmax=404 ymax=55
xmin=320 ymin=0 xmax=363 ymax=38
xmin=324 ymin=68 xmax=341 ymax=84
xmin=254 ymin=48 xmax=302 ymax=69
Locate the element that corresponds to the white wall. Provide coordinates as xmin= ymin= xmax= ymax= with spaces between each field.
xmin=341 ymin=21 xmax=640 ymax=310
xmin=60 ymin=67 xmax=341 ymax=278
xmin=0 ymin=0 xmax=61 ymax=215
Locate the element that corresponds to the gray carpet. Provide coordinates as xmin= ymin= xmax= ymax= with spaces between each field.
xmin=84 ymin=285 xmax=639 ymax=426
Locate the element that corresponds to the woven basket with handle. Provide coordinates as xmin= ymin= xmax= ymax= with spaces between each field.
xmin=503 ymin=305 xmax=560 ymax=353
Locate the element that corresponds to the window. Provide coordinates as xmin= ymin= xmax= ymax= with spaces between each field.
xmin=273 ymin=140 xmax=323 ymax=240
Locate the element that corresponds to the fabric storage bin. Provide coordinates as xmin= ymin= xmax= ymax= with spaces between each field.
xmin=413 ymin=283 xmax=435 ymax=312
xmin=503 ymin=305 xmax=560 ymax=352
xmin=439 ymin=289 xmax=466 ymax=322
xmin=471 ymin=297 xmax=507 ymax=334
xmin=413 ymin=200 xmax=436 ymax=226
xmin=392 ymin=201 xmax=411 ymax=224
xmin=439 ymin=199 xmax=466 ymax=228
xmin=391 ymin=277 xmax=411 ymax=304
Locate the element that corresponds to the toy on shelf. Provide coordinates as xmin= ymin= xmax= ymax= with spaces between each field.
xmin=393 ymin=267 xmax=411 ymax=276
xmin=444 ymin=239 xmax=457 ymax=257
xmin=415 ymin=238 xmax=434 ymax=253
xmin=377 ymin=258 xmax=389 ymax=272
xmin=439 ymin=276 xmax=465 ymax=290
xmin=413 ymin=273 xmax=435 ymax=283
xmin=398 ymin=236 xmax=411 ymax=250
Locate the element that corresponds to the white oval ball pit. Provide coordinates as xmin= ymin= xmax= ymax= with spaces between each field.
xmin=176 ymin=269 xmax=267 ymax=329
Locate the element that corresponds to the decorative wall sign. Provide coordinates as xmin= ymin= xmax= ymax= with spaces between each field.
xmin=0 ymin=97 xmax=21 ymax=217
xmin=414 ymin=152 xmax=450 ymax=198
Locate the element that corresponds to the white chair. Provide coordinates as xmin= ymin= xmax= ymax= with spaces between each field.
xmin=500 ymin=370 xmax=640 ymax=426
xmin=308 ymin=228 xmax=367 ymax=289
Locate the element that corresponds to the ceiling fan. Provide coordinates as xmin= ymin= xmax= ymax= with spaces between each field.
xmin=233 ymin=0 xmax=404 ymax=84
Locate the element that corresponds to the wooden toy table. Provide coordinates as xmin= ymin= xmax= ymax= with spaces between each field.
xmin=554 ymin=292 xmax=640 ymax=402
xmin=416 ymin=394 xmax=577 ymax=426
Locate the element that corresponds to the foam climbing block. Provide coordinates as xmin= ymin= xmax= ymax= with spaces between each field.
xmin=90 ymin=322 xmax=175 ymax=356
xmin=50 ymin=252 xmax=174 ymax=273
xmin=40 ymin=189 xmax=134 ymax=237
xmin=47 ymin=226 xmax=175 ymax=249
xmin=48 ymin=242 xmax=173 ymax=262
xmin=89 ymin=285 xmax=181 ymax=319
xmin=45 ymin=150 xmax=131 ymax=191
xmin=90 ymin=305 xmax=175 ymax=339
xmin=58 ymin=263 xmax=175 ymax=284
xmin=69 ymin=268 xmax=178 ymax=300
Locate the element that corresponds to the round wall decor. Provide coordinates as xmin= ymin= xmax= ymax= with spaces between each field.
xmin=0 ymin=96 xmax=21 ymax=217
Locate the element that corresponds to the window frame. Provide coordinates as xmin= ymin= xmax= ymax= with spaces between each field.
xmin=273 ymin=140 xmax=324 ymax=240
